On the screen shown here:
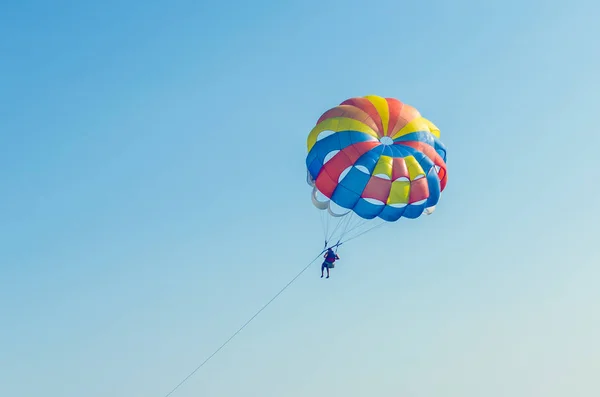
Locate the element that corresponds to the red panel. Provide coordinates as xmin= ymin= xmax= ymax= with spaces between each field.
xmin=316 ymin=105 xmax=378 ymax=132
xmin=385 ymin=98 xmax=402 ymax=137
xmin=341 ymin=97 xmax=383 ymax=135
xmin=389 ymin=104 xmax=420 ymax=136
xmin=409 ymin=178 xmax=429 ymax=204
xmin=361 ymin=176 xmax=392 ymax=203
xmin=316 ymin=141 xmax=381 ymax=197
xmin=398 ymin=141 xmax=448 ymax=191
xmin=391 ymin=157 xmax=409 ymax=180
xmin=339 ymin=141 xmax=380 ymax=164
xmin=315 ymin=170 xmax=337 ymax=198
xmin=398 ymin=104 xmax=421 ymax=123
xmin=321 ymin=151 xmax=354 ymax=183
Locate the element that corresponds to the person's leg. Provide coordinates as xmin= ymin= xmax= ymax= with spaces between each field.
xmin=326 ymin=266 xmax=330 ymax=278
xmin=321 ymin=262 xmax=325 ymax=277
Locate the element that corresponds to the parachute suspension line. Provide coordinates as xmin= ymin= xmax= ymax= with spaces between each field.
xmin=337 ymin=214 xmax=368 ymax=241
xmin=337 ymin=216 xmax=377 ymax=243
xmin=160 ymin=250 xmax=327 ymax=397
xmin=332 ymin=211 xmax=356 ymax=242
xmin=325 ymin=213 xmax=347 ymax=245
xmin=332 ymin=213 xmax=356 ymax=244
xmin=320 ymin=210 xmax=387 ymax=251
xmin=320 ymin=213 xmax=326 ymax=248
xmin=324 ymin=211 xmax=382 ymax=248
xmin=321 ymin=210 xmax=331 ymax=249
xmin=328 ymin=214 xmax=347 ymax=244
xmin=320 ymin=210 xmax=329 ymax=244
xmin=340 ymin=219 xmax=388 ymax=245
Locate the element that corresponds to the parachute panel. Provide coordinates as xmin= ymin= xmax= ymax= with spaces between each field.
xmin=306 ymin=95 xmax=448 ymax=227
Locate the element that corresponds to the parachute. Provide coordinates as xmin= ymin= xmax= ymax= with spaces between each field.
xmin=305 ymin=95 xmax=448 ymax=248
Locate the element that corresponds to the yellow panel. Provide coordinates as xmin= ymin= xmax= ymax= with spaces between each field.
xmin=423 ymin=117 xmax=440 ymax=138
xmin=365 ymin=95 xmax=389 ymax=136
xmin=307 ymin=117 xmax=378 ymax=151
xmin=387 ymin=180 xmax=410 ymax=204
xmin=404 ymin=156 xmax=425 ymax=180
xmin=391 ymin=116 xmax=431 ymax=139
xmin=373 ymin=155 xmax=393 ymax=178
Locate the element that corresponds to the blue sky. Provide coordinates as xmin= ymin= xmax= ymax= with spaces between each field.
xmin=1 ymin=0 xmax=599 ymax=396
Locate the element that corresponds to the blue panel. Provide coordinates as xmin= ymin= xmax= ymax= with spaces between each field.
xmin=307 ymin=157 xmax=322 ymax=180
xmin=425 ymin=167 xmax=441 ymax=208
xmin=413 ymin=152 xmax=435 ymax=174
xmin=352 ymin=198 xmax=384 ymax=220
xmin=338 ymin=130 xmax=377 ymax=148
xmin=391 ymin=144 xmax=435 ymax=174
xmin=433 ymin=137 xmax=447 ymax=162
xmin=311 ymin=134 xmax=341 ymax=164
xmin=338 ymin=167 xmax=371 ymax=196
xmin=337 ymin=130 xmax=355 ymax=148
xmin=394 ymin=131 xmax=435 ymax=146
xmin=354 ymin=146 xmax=384 ymax=173
xmin=389 ymin=144 xmax=413 ymax=158
xmin=402 ymin=203 xmax=425 ymax=219
xmin=308 ymin=131 xmax=380 ymax=172
xmin=378 ymin=205 xmax=406 ymax=222
xmin=351 ymin=131 xmax=379 ymax=146
xmin=331 ymin=184 xmax=361 ymax=210
xmin=306 ymin=148 xmax=318 ymax=170
xmin=380 ymin=145 xmax=394 ymax=157
xmin=410 ymin=149 xmax=427 ymax=163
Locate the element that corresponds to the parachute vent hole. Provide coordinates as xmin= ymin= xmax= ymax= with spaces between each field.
xmin=380 ymin=136 xmax=394 ymax=146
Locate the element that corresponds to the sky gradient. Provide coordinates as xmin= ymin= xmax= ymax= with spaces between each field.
xmin=1 ymin=0 xmax=599 ymax=396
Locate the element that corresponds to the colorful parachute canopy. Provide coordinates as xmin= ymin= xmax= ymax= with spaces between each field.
xmin=306 ymin=95 xmax=448 ymax=224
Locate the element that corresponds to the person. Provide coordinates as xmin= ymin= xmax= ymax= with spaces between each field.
xmin=321 ymin=248 xmax=339 ymax=278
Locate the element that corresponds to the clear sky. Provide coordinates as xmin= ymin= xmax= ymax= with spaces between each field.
xmin=1 ymin=0 xmax=599 ymax=396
